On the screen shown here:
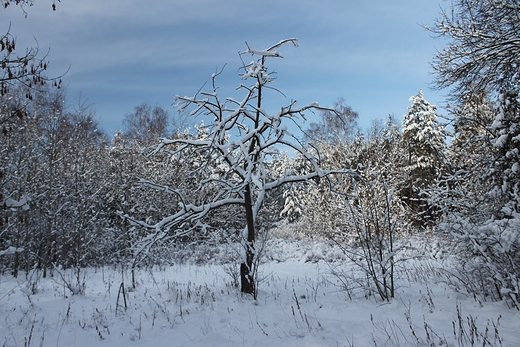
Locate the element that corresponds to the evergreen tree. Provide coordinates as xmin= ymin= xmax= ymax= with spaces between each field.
xmin=450 ymin=92 xmax=495 ymax=170
xmin=401 ymin=90 xmax=446 ymax=211
xmin=429 ymin=92 xmax=497 ymax=222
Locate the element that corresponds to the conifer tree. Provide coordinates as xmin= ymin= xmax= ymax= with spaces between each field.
xmin=400 ymin=90 xmax=446 ymax=210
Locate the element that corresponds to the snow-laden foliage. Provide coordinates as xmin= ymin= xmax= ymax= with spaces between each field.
xmin=449 ymin=92 xmax=496 ymax=172
xmin=400 ymin=90 xmax=446 ymax=222
xmin=401 ymin=90 xmax=446 ymax=188
xmin=433 ymin=94 xmax=520 ymax=307
xmin=490 ymin=91 xmax=520 ymax=213
xmin=283 ymin=116 xmax=413 ymax=238
xmin=428 ymin=93 xmax=497 ymax=223
xmin=438 ymin=213 xmax=520 ymax=308
xmin=428 ymin=93 xmax=520 ymax=308
xmin=433 ymin=91 xmax=520 ymax=307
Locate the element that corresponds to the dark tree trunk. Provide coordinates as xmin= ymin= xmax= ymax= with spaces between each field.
xmin=240 ymin=184 xmax=256 ymax=297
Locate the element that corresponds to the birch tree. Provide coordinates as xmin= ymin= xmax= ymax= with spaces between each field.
xmin=122 ymin=103 xmax=170 ymax=146
xmin=126 ymin=39 xmax=352 ymax=298
xmin=304 ymin=98 xmax=359 ymax=144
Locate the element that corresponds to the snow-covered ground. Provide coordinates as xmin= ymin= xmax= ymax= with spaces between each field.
xmin=1 ymin=238 xmax=518 ymax=347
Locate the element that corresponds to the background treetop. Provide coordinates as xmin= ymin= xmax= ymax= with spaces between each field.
xmin=428 ymin=0 xmax=520 ymax=99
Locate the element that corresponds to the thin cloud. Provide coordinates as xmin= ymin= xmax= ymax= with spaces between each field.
xmin=1 ymin=0 xmax=446 ymax=135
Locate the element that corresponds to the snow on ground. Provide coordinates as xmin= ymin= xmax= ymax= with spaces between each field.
xmin=0 ymin=238 xmax=519 ymax=347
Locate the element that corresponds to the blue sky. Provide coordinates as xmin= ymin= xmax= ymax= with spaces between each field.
xmin=2 ymin=0 xmax=448 ymax=135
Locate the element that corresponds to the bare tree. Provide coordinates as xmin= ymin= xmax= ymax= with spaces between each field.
xmin=125 ymin=39 xmax=352 ymax=298
xmin=122 ymin=103 xmax=170 ymax=145
xmin=0 ymin=26 xmax=59 ymax=96
xmin=304 ymin=97 xmax=358 ymax=144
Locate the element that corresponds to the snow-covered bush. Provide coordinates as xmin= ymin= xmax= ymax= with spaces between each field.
xmin=428 ymin=91 xmax=520 ymax=308
xmin=333 ymin=169 xmax=410 ymax=301
xmin=439 ymin=214 xmax=520 ymax=308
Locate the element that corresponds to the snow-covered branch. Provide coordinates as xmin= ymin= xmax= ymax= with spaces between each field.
xmin=129 ymin=39 xmax=354 ymax=296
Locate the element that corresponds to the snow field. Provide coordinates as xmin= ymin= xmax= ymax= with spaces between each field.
xmin=0 ymin=240 xmax=518 ymax=347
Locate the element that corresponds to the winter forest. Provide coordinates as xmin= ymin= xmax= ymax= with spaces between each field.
xmin=1 ymin=1 xmax=520 ymax=346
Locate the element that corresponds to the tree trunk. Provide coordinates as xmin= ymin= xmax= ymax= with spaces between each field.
xmin=240 ymin=184 xmax=256 ymax=297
